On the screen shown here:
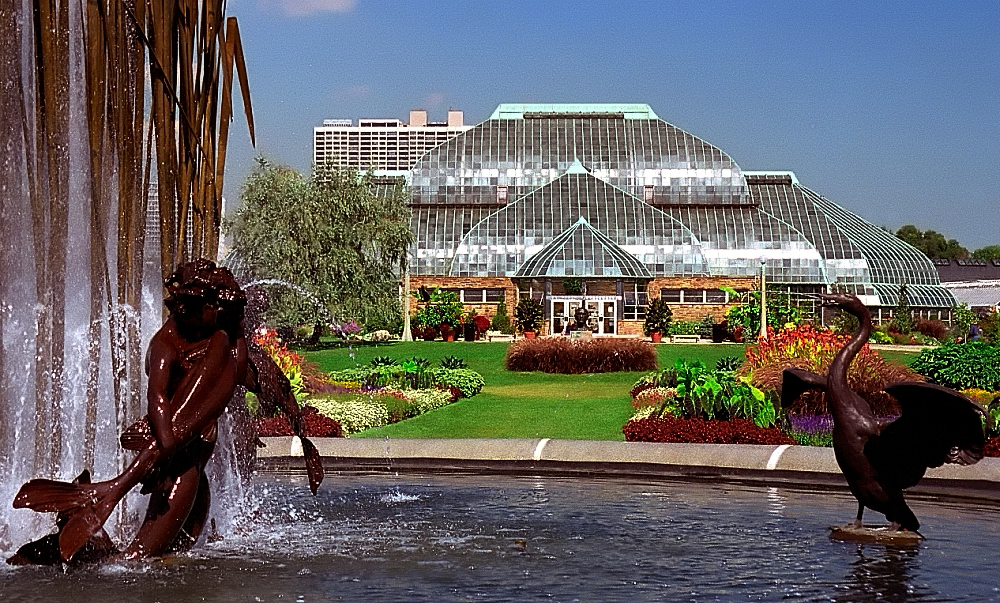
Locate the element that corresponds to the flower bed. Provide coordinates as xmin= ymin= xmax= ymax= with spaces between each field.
xmin=255 ymin=409 xmax=343 ymax=437
xmin=624 ymin=416 xmax=794 ymax=445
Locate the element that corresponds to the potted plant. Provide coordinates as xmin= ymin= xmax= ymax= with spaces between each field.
xmin=473 ymin=314 xmax=491 ymax=340
xmin=440 ymin=323 xmax=454 ymax=342
xmin=463 ymin=315 xmax=477 ymax=342
xmin=515 ymin=298 xmax=544 ymax=339
xmin=643 ymin=298 xmax=673 ymax=343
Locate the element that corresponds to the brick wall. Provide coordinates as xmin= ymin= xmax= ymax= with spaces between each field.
xmin=648 ymin=276 xmax=757 ymax=323
xmin=408 ymin=276 xmax=517 ymax=325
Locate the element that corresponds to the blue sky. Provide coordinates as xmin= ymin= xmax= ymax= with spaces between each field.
xmin=224 ymin=0 xmax=999 ymax=250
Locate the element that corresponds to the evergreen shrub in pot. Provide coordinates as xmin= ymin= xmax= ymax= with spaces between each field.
xmin=643 ymin=298 xmax=673 ymax=342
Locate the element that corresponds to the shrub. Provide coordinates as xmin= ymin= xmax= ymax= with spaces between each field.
xmin=429 ymin=368 xmax=486 ymax=398
xmin=514 ymin=298 xmax=544 ymax=333
xmin=472 ymin=314 xmax=491 ymax=335
xmin=632 ymin=387 xmax=679 ymax=412
xmin=491 ymin=300 xmax=514 ymax=334
xmin=506 ymin=337 xmax=658 ymax=374
xmin=412 ymin=287 xmax=464 ymax=329
xmin=370 ymin=356 xmax=398 ymax=367
xmin=909 ymin=342 xmax=1000 ymax=391
xmin=915 ymin=319 xmax=949 ymax=340
xmin=744 ymin=324 xmax=920 ymax=415
xmin=623 ymin=416 xmax=794 ymax=445
xmin=255 ymin=408 xmax=343 ymax=438
xmin=985 ymin=437 xmax=1000 ymax=458
xmin=406 ymin=388 xmax=455 ymax=413
xmin=309 ymin=397 xmax=389 ymax=435
xmin=667 ymin=321 xmax=701 ymax=336
xmin=983 ymin=311 xmax=1000 ymax=344
xmin=888 ymin=284 xmax=915 ymax=334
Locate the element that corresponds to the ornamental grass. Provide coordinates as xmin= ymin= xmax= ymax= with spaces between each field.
xmin=743 ymin=324 xmax=919 ymax=416
xmin=505 ymin=337 xmax=658 ymax=374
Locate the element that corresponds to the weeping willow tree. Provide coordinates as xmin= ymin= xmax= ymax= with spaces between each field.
xmin=0 ymin=0 xmax=253 ymax=476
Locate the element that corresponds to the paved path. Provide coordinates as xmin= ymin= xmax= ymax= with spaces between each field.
xmin=257 ymin=437 xmax=1000 ymax=502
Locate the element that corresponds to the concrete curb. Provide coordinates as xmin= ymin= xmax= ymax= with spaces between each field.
xmin=256 ymin=437 xmax=1000 ymax=502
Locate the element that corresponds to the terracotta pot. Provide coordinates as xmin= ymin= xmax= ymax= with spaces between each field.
xmin=524 ymin=331 xmax=537 ymax=339
xmin=446 ymin=334 xmax=455 ymax=342
xmin=651 ymin=332 xmax=662 ymax=343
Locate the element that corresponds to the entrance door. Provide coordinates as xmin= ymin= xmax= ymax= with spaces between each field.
xmin=550 ymin=297 xmax=617 ymax=335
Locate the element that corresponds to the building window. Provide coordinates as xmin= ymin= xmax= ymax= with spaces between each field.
xmin=623 ymin=283 xmax=647 ymax=320
xmin=485 ymin=288 xmax=505 ymax=302
xmin=497 ymin=186 xmax=508 ymax=203
xmin=705 ymin=289 xmax=728 ymax=304
xmin=682 ymin=289 xmax=704 ymax=303
xmin=643 ymin=185 xmax=654 ymax=203
xmin=660 ymin=289 xmax=682 ymax=303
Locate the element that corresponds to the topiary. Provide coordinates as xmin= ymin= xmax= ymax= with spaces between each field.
xmin=491 ymin=300 xmax=514 ymax=334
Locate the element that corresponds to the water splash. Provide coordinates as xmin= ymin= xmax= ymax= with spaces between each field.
xmin=243 ymin=279 xmax=332 ymax=323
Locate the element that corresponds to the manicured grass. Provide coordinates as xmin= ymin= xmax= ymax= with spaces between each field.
xmin=302 ymin=341 xmax=746 ymax=441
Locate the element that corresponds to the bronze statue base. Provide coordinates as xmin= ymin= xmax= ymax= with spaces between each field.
xmin=829 ymin=524 xmax=923 ymax=546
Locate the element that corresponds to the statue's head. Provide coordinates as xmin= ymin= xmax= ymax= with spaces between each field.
xmin=164 ymin=259 xmax=246 ymax=334
xmin=574 ymin=307 xmax=590 ymax=325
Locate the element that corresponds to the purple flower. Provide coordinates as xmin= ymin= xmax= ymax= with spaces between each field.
xmin=788 ymin=414 xmax=834 ymax=435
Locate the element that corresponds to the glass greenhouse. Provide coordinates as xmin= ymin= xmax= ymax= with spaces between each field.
xmin=404 ymin=104 xmax=954 ymax=334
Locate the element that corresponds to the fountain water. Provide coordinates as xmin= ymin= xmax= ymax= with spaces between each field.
xmin=0 ymin=1 xmax=254 ymax=557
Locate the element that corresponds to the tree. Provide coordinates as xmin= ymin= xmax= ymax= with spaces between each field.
xmin=889 ymin=284 xmax=914 ymax=334
xmin=227 ymin=158 xmax=413 ymax=327
xmin=972 ymin=245 xmax=1000 ymax=261
xmin=895 ymin=225 xmax=969 ymax=260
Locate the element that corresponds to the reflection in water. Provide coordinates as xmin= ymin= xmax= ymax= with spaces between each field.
xmin=837 ymin=546 xmax=922 ymax=603
xmin=2 ymin=475 xmax=999 ymax=602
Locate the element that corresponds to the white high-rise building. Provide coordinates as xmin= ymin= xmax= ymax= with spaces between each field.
xmin=313 ymin=109 xmax=471 ymax=176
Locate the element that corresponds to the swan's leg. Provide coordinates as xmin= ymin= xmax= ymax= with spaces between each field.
xmin=848 ymin=503 xmax=864 ymax=528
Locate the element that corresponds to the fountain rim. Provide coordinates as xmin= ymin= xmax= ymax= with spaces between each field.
xmin=255 ymin=437 xmax=1000 ymax=505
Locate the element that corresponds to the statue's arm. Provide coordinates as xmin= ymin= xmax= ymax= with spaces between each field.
xmin=146 ymin=334 xmax=180 ymax=455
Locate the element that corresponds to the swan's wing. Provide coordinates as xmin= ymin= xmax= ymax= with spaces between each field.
xmin=867 ymin=382 xmax=988 ymax=489
xmin=781 ymin=368 xmax=827 ymax=409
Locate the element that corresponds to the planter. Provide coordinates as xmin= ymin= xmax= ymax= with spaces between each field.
xmin=650 ymin=332 xmax=662 ymax=343
xmin=440 ymin=325 xmax=453 ymax=341
xmin=463 ymin=323 xmax=476 ymax=342
xmin=446 ymin=334 xmax=455 ymax=342
xmin=711 ymin=324 xmax=727 ymax=343
xmin=421 ymin=327 xmax=438 ymax=341
xmin=523 ymin=331 xmax=537 ymax=339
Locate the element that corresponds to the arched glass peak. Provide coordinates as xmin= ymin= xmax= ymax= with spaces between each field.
xmin=489 ymin=103 xmax=660 ymax=120
xmin=565 ymin=158 xmax=589 ymax=174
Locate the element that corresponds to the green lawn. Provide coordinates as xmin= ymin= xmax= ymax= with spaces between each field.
xmin=303 ymin=342 xmax=747 ymax=441
xmin=302 ymin=342 xmax=921 ymax=441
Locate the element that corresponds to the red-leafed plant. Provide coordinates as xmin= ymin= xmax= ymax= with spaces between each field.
xmin=743 ymin=324 xmax=919 ymax=415
xmin=624 ymin=415 xmax=794 ymax=445
xmin=255 ymin=406 xmax=343 ymax=437
xmin=473 ymin=314 xmax=491 ymax=334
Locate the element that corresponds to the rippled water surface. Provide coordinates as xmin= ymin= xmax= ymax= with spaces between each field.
xmin=2 ymin=474 xmax=999 ymax=602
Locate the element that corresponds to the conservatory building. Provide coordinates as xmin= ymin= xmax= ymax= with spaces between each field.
xmin=404 ymin=103 xmax=954 ymax=335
